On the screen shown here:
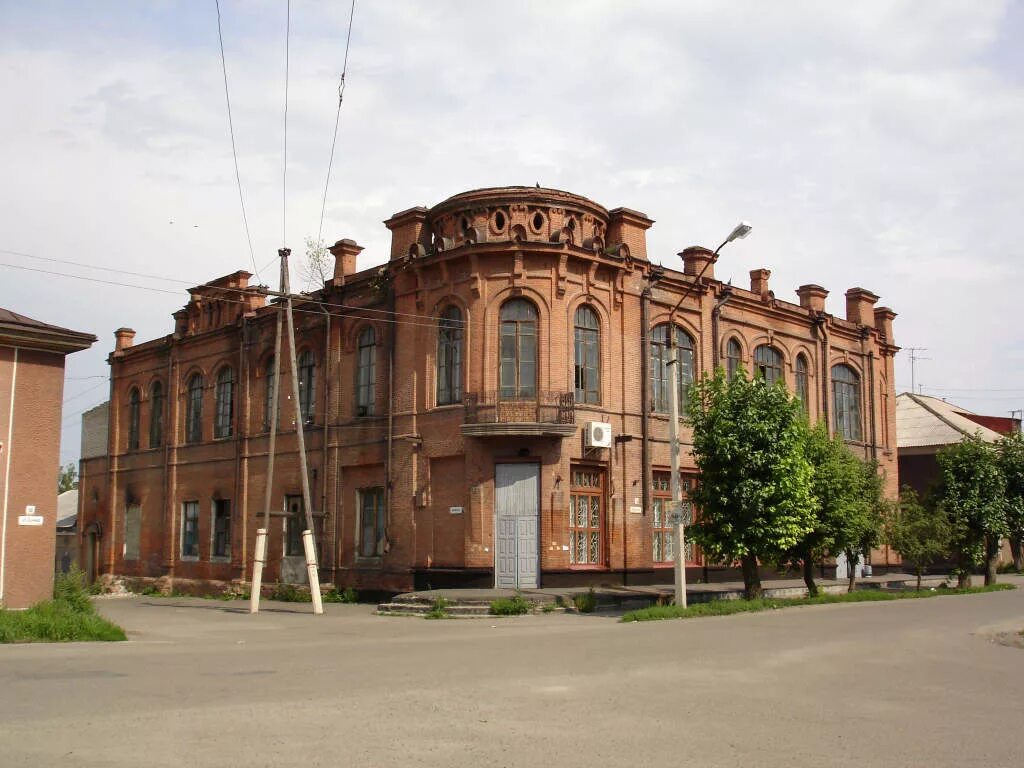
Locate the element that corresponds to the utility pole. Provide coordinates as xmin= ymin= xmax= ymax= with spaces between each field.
xmin=667 ymin=221 xmax=751 ymax=608
xmin=250 ymin=248 xmax=324 ymax=615
xmin=905 ymin=347 xmax=930 ymax=394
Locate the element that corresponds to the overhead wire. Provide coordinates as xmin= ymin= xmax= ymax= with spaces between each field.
xmin=307 ymin=0 xmax=358 ymax=292
xmin=214 ymin=0 xmax=261 ymax=284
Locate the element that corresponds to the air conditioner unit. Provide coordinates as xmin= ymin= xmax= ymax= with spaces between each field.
xmin=585 ymin=421 xmax=612 ymax=449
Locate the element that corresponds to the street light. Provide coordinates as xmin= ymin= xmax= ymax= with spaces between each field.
xmin=668 ymin=221 xmax=752 ymax=609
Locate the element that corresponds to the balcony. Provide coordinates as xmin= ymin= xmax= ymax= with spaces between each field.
xmin=461 ymin=391 xmax=577 ymax=438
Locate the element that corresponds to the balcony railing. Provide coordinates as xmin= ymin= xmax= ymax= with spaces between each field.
xmin=461 ymin=390 xmax=576 ymax=437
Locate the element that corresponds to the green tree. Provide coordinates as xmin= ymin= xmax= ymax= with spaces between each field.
xmin=935 ymin=437 xmax=1007 ymax=587
xmin=57 ymin=462 xmax=78 ymax=493
xmin=883 ymin=486 xmax=950 ymax=591
xmin=687 ymin=368 xmax=815 ymax=599
xmin=793 ymin=423 xmax=884 ymax=595
xmin=998 ymin=430 xmax=1024 ymax=572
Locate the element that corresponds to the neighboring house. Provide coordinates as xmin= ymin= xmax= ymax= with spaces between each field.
xmin=77 ymin=186 xmax=899 ymax=594
xmin=896 ymin=393 xmax=1010 ymax=501
xmin=0 ymin=308 xmax=95 ymax=609
xmin=55 ymin=489 xmax=78 ymax=575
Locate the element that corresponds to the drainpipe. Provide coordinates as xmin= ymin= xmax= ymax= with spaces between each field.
xmin=640 ymin=286 xmax=652 ymax=566
xmin=0 ymin=348 xmax=17 ymax=603
xmin=862 ymin=328 xmax=877 ymax=460
xmin=162 ymin=340 xmax=173 ymax=579
xmin=235 ymin=315 xmax=248 ymax=579
xmin=711 ymin=287 xmax=733 ymax=371
xmin=816 ymin=313 xmax=830 ymax=433
xmin=315 ymin=303 xmax=331 ymax=571
xmin=385 ymin=286 xmax=396 ymax=555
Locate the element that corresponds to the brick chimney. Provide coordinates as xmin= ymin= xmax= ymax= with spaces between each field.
xmin=680 ymin=246 xmax=715 ymax=279
xmin=749 ymin=268 xmax=771 ymax=302
xmin=383 ymin=206 xmax=429 ymax=261
xmin=606 ymin=207 xmax=653 ymax=262
xmin=796 ymin=284 xmax=829 ymax=313
xmin=873 ymin=306 xmax=897 ymax=340
xmin=845 ymin=287 xmax=880 ymax=327
xmin=114 ymin=327 xmax=135 ymax=352
xmin=328 ymin=239 xmax=364 ymax=283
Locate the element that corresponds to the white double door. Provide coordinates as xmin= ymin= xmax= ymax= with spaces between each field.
xmin=494 ymin=463 xmax=539 ymax=589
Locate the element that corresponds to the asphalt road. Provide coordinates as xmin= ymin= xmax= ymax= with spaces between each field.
xmin=2 ymin=578 xmax=1023 ymax=768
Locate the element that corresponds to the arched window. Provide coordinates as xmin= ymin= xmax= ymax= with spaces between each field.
xmin=264 ymin=356 xmax=277 ymax=431
xmin=754 ymin=345 xmax=783 ymax=386
xmin=832 ymin=364 xmax=862 ymax=442
xmin=149 ymin=381 xmax=164 ymax=448
xmin=574 ymin=305 xmax=600 ymax=404
xmin=185 ymin=374 xmax=204 ymax=443
xmin=499 ymin=299 xmax=537 ymax=400
xmin=356 ymin=327 xmax=376 ymax=416
xmin=127 ymin=387 xmax=140 ymax=451
xmin=297 ymin=350 xmax=315 ymax=424
xmin=725 ymin=338 xmax=742 ymax=379
xmin=214 ymin=367 xmax=234 ymax=439
xmin=795 ymin=354 xmax=809 ymax=408
xmin=649 ymin=324 xmax=695 ymax=414
xmin=436 ymin=306 xmax=463 ymax=406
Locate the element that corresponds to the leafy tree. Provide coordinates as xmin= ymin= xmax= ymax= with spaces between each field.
xmin=884 ymin=486 xmax=950 ymax=591
xmin=687 ymin=368 xmax=815 ymax=599
xmin=935 ymin=437 xmax=1007 ymax=587
xmin=57 ymin=462 xmax=78 ymax=493
xmin=300 ymin=236 xmax=331 ymax=289
xmin=793 ymin=423 xmax=884 ymax=595
xmin=998 ymin=430 xmax=1024 ymax=572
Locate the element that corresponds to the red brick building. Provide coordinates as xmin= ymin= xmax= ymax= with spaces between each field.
xmin=78 ymin=186 xmax=899 ymax=593
xmin=1 ymin=309 xmax=95 ymax=609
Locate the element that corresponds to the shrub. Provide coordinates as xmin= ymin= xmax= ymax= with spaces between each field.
xmin=52 ymin=570 xmax=92 ymax=612
xmin=573 ymin=588 xmax=597 ymax=613
xmin=322 ymin=587 xmax=358 ymax=604
xmin=1 ymin=572 xmax=126 ymax=643
xmin=269 ymin=583 xmax=310 ymax=602
xmin=489 ymin=595 xmax=531 ymax=615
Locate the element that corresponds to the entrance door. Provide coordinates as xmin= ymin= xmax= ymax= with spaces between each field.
xmin=85 ymin=532 xmax=97 ymax=584
xmin=494 ymin=463 xmax=539 ymax=589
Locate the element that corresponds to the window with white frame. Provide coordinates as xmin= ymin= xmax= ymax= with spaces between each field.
xmin=181 ymin=501 xmax=200 ymax=559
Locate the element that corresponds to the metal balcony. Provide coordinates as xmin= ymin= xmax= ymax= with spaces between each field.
xmin=461 ymin=390 xmax=577 ymax=438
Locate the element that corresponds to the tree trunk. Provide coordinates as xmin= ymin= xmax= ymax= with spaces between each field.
xmin=984 ymin=535 xmax=999 ymax=586
xmin=845 ymin=549 xmax=857 ymax=593
xmin=1010 ymin=537 xmax=1023 ymax=572
xmin=741 ymin=554 xmax=762 ymax=600
xmin=802 ymin=557 xmax=818 ymax=597
xmin=916 ymin=566 xmax=922 ymax=592
xmin=957 ymin=550 xmax=972 ymax=589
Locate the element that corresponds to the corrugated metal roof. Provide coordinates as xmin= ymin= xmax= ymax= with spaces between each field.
xmin=896 ymin=393 xmax=1002 ymax=449
xmin=57 ymin=489 xmax=78 ymax=529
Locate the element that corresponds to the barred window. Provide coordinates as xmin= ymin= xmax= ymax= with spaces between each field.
xmin=214 ymin=367 xmax=234 ymax=439
xmin=569 ymin=468 xmax=604 ymax=566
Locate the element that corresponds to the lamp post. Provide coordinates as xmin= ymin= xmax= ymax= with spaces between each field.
xmin=668 ymin=221 xmax=751 ymax=608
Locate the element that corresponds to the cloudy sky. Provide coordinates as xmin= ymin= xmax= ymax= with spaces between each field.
xmin=2 ymin=0 xmax=1022 ymax=466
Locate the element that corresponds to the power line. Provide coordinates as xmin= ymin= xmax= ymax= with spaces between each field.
xmin=214 ymin=0 xmax=261 ymax=284
xmin=1 ymin=253 xmax=463 ymax=325
xmin=308 ymin=0 xmax=358 ymax=292
xmin=282 ymin=0 xmax=291 ymax=247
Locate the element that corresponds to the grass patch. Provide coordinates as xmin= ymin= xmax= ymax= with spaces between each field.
xmin=0 ymin=571 xmax=126 ymax=643
xmin=489 ymin=595 xmax=531 ymax=616
xmin=620 ymin=584 xmax=1015 ymax=623
xmin=573 ymin=588 xmax=597 ymax=614
xmin=322 ymin=587 xmax=358 ymax=604
xmin=425 ymin=597 xmax=450 ymax=620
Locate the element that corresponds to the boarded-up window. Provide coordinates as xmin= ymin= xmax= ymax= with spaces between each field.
xmin=124 ymin=505 xmax=142 ymax=561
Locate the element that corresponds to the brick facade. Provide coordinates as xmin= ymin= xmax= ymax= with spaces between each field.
xmin=78 ymin=186 xmax=900 ymax=593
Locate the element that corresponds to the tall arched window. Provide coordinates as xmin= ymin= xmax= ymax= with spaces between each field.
xmin=264 ymin=357 xmax=277 ymax=431
xmin=725 ymin=338 xmax=742 ymax=379
xmin=356 ymin=327 xmax=376 ymax=416
xmin=574 ymin=305 xmax=600 ymax=404
xmin=499 ymin=299 xmax=537 ymax=399
xmin=149 ymin=381 xmax=164 ymax=448
xmin=832 ymin=364 xmax=862 ymax=442
xmin=297 ymin=350 xmax=315 ymax=424
xmin=754 ymin=345 xmax=783 ymax=386
xmin=436 ymin=306 xmax=463 ymax=405
xmin=214 ymin=367 xmax=234 ymax=439
xmin=185 ymin=374 xmax=204 ymax=443
xmin=649 ymin=324 xmax=695 ymax=414
xmin=127 ymin=387 xmax=140 ymax=451
xmin=795 ymin=354 xmax=809 ymax=408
